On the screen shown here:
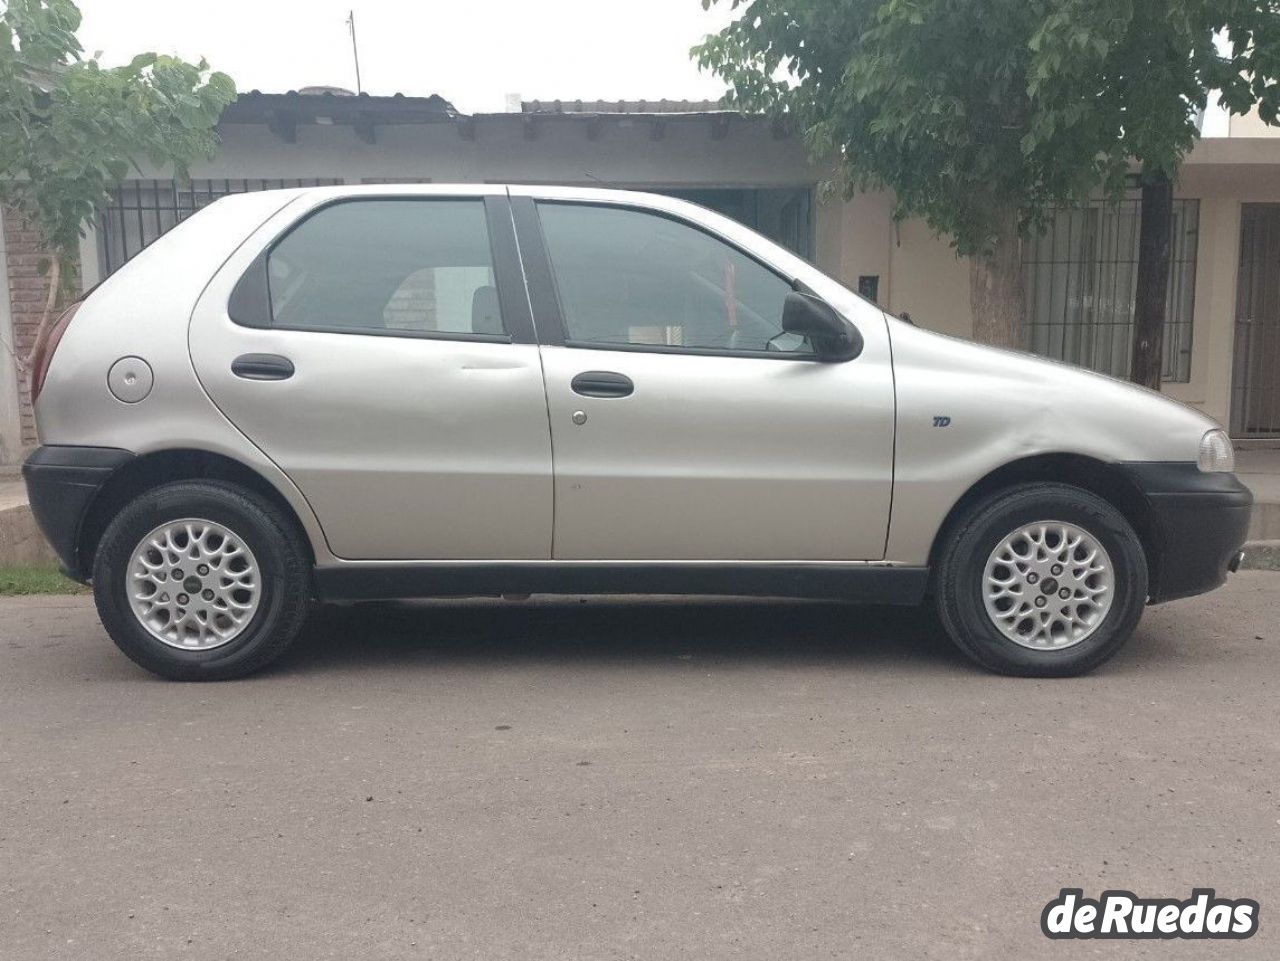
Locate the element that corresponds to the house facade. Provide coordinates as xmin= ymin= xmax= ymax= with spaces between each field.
xmin=2 ymin=89 xmax=1279 ymax=462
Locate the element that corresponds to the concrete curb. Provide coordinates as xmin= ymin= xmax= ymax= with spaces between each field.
xmin=0 ymin=504 xmax=57 ymax=567
xmin=1248 ymin=500 xmax=1280 ymax=541
xmin=1241 ymin=540 xmax=1280 ymax=571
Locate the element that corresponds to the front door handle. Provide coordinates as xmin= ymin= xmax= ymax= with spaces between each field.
xmin=232 ymin=353 xmax=294 ymax=381
xmin=571 ymin=370 xmax=633 ymax=398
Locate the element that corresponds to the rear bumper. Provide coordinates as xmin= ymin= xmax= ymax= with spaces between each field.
xmin=1119 ymin=462 xmax=1253 ymax=604
xmin=21 ymin=445 xmax=134 ymax=582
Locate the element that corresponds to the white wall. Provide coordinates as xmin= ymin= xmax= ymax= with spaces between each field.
xmin=183 ymin=116 xmax=824 ymax=190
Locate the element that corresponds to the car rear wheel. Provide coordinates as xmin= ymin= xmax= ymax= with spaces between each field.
xmin=93 ymin=481 xmax=310 ymax=680
xmin=934 ymin=483 xmax=1148 ymax=677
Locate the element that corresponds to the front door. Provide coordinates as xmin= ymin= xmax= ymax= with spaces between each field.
xmin=516 ymin=197 xmax=895 ymax=561
xmin=1232 ymin=204 xmax=1280 ymax=439
xmin=191 ymin=194 xmax=554 ymax=560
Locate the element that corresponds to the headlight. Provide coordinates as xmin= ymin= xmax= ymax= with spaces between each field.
xmin=1198 ymin=429 xmax=1235 ymax=473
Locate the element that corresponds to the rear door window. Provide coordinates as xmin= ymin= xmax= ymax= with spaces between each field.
xmin=267 ymin=200 xmax=505 ymax=337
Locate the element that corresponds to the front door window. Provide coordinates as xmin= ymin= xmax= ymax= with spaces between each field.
xmin=537 ymin=202 xmax=810 ymax=356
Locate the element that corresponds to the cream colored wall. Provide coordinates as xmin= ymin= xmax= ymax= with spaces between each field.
xmin=831 ymin=189 xmax=889 ymax=302
xmin=1172 ymin=161 xmax=1280 ymax=426
xmin=829 ymin=188 xmax=974 ymax=337
xmin=1229 ymin=109 xmax=1280 ymax=138
xmin=812 ymin=195 xmax=845 ymax=278
xmin=884 ymin=216 xmax=973 ymax=338
xmin=1162 ymin=167 xmax=1234 ymax=422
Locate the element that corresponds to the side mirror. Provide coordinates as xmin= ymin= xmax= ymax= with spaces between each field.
xmin=782 ymin=291 xmax=863 ymax=362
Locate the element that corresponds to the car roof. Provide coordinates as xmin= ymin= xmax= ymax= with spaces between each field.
xmin=251 ymin=182 xmax=704 ymax=211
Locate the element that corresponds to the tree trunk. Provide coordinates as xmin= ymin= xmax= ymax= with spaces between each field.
xmin=1131 ymin=168 xmax=1173 ymax=390
xmin=21 ymin=256 xmax=62 ymax=373
xmin=969 ymin=207 xmax=1026 ymax=349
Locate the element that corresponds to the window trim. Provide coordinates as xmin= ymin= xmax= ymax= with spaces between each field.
xmin=235 ymin=321 xmax=513 ymax=346
xmin=227 ymin=194 xmax=536 ymax=344
xmin=555 ymin=340 xmax=823 ymax=362
xmin=511 ymin=196 xmax=818 ymax=360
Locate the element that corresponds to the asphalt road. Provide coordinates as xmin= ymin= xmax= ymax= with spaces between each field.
xmin=1 ymin=574 xmax=1277 ymax=961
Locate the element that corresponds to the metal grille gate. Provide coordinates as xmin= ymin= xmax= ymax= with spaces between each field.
xmin=1232 ymin=204 xmax=1280 ymax=439
xmin=1024 ymin=198 xmax=1199 ymax=383
xmin=97 ymin=178 xmax=343 ymax=277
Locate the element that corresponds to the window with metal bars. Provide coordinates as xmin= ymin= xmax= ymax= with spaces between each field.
xmin=96 ymin=178 xmax=344 ymax=277
xmin=1023 ymin=198 xmax=1199 ymax=383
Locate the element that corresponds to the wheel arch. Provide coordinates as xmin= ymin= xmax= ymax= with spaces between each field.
xmin=78 ymin=448 xmax=317 ymax=577
xmin=926 ymin=453 xmax=1159 ymax=591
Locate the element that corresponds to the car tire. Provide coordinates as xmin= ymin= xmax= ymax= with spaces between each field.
xmin=92 ymin=480 xmax=311 ymax=681
xmin=934 ymin=483 xmax=1148 ymax=677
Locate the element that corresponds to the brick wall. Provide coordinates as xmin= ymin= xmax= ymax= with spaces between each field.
xmin=2 ymin=206 xmax=80 ymax=449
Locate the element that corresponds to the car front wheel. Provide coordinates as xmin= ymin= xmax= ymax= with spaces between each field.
xmin=93 ymin=481 xmax=310 ymax=680
xmin=934 ymin=483 xmax=1148 ymax=677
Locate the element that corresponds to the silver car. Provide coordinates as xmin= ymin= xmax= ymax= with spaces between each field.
xmin=23 ymin=185 xmax=1251 ymax=680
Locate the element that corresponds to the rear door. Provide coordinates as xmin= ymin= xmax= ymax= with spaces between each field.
xmin=511 ymin=192 xmax=895 ymax=561
xmin=191 ymin=191 xmax=554 ymax=561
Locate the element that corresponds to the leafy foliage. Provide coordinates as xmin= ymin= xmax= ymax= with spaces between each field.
xmin=0 ymin=0 xmax=235 ymax=281
xmin=695 ymin=0 xmax=1280 ymax=257
xmin=1029 ymin=0 xmax=1280 ymax=177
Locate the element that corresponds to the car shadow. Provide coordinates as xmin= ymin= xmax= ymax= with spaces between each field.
xmin=270 ymin=596 xmax=971 ymax=676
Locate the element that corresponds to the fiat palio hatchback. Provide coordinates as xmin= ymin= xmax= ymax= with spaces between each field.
xmin=23 ymin=185 xmax=1252 ymax=680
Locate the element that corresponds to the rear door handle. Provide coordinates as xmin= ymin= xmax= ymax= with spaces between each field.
xmin=570 ymin=370 xmax=633 ymax=398
xmin=232 ymin=353 xmax=294 ymax=381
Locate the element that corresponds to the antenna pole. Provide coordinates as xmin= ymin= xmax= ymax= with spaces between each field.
xmin=347 ymin=10 xmax=363 ymax=94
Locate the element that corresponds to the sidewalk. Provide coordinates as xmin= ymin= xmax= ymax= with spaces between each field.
xmin=0 ymin=478 xmax=28 ymax=512
xmin=0 ymin=476 xmax=56 ymax=566
xmin=1237 ymin=448 xmax=1280 ymax=540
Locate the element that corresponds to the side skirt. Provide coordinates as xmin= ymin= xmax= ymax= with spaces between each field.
xmin=313 ymin=562 xmax=931 ymax=605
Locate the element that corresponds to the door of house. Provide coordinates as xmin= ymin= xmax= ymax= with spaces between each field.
xmin=1231 ymin=204 xmax=1280 ymax=439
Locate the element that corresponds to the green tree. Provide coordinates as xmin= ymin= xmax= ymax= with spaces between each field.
xmin=0 ymin=0 xmax=235 ymax=370
xmin=1027 ymin=0 xmax=1280 ymax=385
xmin=694 ymin=0 xmax=1280 ymax=372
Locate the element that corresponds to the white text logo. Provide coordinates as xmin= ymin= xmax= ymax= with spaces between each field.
xmin=1041 ymin=889 xmax=1258 ymax=940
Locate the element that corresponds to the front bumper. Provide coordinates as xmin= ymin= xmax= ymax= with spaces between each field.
xmin=22 ymin=445 xmax=135 ymax=582
xmin=1120 ymin=462 xmax=1253 ymax=604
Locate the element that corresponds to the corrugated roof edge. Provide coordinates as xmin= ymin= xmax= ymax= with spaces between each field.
xmin=218 ymin=90 xmax=775 ymax=123
xmin=521 ymin=99 xmax=733 ymax=115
